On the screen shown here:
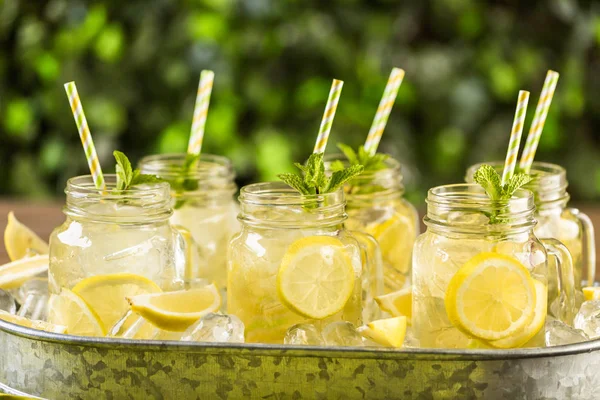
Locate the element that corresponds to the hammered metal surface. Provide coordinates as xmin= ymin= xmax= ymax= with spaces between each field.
xmin=1 ymin=320 xmax=600 ymax=399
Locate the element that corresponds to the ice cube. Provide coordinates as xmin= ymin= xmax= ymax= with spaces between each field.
xmin=103 ymin=235 xmax=167 ymax=261
xmin=181 ymin=313 xmax=244 ymax=343
xmin=574 ymin=300 xmax=600 ymax=339
xmin=16 ymin=278 xmax=49 ymax=321
xmin=108 ymin=310 xmax=158 ymax=340
xmin=322 ymin=321 xmax=364 ymax=347
xmin=284 ymin=324 xmax=324 ymax=345
xmin=0 ymin=289 xmax=16 ymax=314
xmin=447 ymin=211 xmax=490 ymax=225
xmin=545 ymin=319 xmax=589 ymax=346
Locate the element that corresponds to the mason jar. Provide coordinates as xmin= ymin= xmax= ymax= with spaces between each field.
xmin=466 ymin=162 xmax=595 ymax=292
xmin=139 ymin=154 xmax=239 ymax=292
xmin=228 ymin=182 xmax=364 ymax=344
xmin=326 ymin=155 xmax=419 ymax=293
xmin=413 ymin=184 xmax=575 ymax=349
xmin=48 ymin=175 xmax=185 ymax=333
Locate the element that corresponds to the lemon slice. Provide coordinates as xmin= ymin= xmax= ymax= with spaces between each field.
xmin=583 ymin=287 xmax=600 ymax=301
xmin=277 ymin=236 xmax=355 ymax=320
xmin=445 ymin=252 xmax=536 ymax=341
xmin=358 ymin=316 xmax=407 ymax=347
xmin=366 ymin=213 xmax=415 ymax=273
xmin=4 ymin=212 xmax=49 ymax=261
xmin=489 ymin=279 xmax=547 ymax=348
xmin=72 ymin=273 xmax=161 ymax=330
xmin=47 ymin=289 xmax=105 ymax=336
xmin=375 ymin=287 xmax=412 ymax=322
xmin=0 ymin=310 xmax=66 ymax=334
xmin=0 ymin=255 xmax=48 ymax=290
xmin=127 ymin=283 xmax=221 ymax=331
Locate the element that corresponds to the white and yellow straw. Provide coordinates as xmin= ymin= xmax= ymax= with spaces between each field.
xmin=64 ymin=81 xmax=105 ymax=190
xmin=519 ymin=70 xmax=560 ymax=173
xmin=187 ymin=70 xmax=215 ymax=155
xmin=364 ymin=67 xmax=405 ymax=155
xmin=313 ymin=79 xmax=344 ymax=154
xmin=501 ymin=90 xmax=530 ymax=185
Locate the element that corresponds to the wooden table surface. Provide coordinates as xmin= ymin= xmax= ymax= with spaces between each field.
xmin=1 ymin=200 xmax=599 ymax=275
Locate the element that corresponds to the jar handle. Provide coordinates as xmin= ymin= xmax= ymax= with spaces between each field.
xmin=541 ymin=238 xmax=576 ymax=325
xmin=171 ymin=224 xmax=197 ymax=284
xmin=566 ymin=208 xmax=596 ymax=287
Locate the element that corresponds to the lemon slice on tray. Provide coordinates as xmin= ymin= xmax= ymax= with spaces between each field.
xmin=72 ymin=273 xmax=161 ymax=329
xmin=47 ymin=289 xmax=105 ymax=336
xmin=358 ymin=316 xmax=407 ymax=348
xmin=127 ymin=283 xmax=221 ymax=331
xmin=0 ymin=310 xmax=66 ymax=334
xmin=4 ymin=212 xmax=49 ymax=261
xmin=445 ymin=252 xmax=536 ymax=341
xmin=0 ymin=255 xmax=48 ymax=290
xmin=375 ymin=286 xmax=412 ymax=322
xmin=277 ymin=236 xmax=355 ymax=320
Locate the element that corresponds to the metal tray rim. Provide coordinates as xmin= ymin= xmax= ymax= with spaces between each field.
xmin=2 ymin=318 xmax=599 ymax=361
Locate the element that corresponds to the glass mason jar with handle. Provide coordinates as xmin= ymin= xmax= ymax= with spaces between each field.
xmin=325 ymin=155 xmax=419 ymax=293
xmin=228 ymin=182 xmax=364 ymax=344
xmin=48 ymin=175 xmax=187 ymax=334
xmin=139 ymin=154 xmax=239 ymax=292
xmin=413 ymin=184 xmax=575 ymax=349
xmin=466 ymin=162 xmax=595 ymax=294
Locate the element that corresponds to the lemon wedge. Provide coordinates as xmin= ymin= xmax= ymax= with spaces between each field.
xmin=277 ymin=236 xmax=355 ymax=320
xmin=47 ymin=289 xmax=105 ymax=336
xmin=4 ymin=212 xmax=49 ymax=261
xmin=489 ymin=279 xmax=547 ymax=348
xmin=0 ymin=310 xmax=66 ymax=334
xmin=375 ymin=287 xmax=412 ymax=323
xmin=0 ymin=255 xmax=48 ymax=290
xmin=127 ymin=283 xmax=221 ymax=331
xmin=72 ymin=273 xmax=161 ymax=330
xmin=583 ymin=287 xmax=600 ymax=302
xmin=445 ymin=252 xmax=536 ymax=341
xmin=358 ymin=316 xmax=407 ymax=347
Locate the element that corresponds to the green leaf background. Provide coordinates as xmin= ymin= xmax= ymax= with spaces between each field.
xmin=1 ymin=0 xmax=599 ymax=205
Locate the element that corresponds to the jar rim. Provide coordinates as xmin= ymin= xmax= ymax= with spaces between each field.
xmin=138 ymin=153 xmax=235 ymax=180
xmin=66 ymin=175 xmax=171 ymax=197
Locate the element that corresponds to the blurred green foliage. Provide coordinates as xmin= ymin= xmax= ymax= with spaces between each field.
xmin=1 ymin=0 xmax=599 ymax=205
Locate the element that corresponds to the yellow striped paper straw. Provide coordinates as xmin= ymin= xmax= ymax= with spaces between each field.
xmin=187 ymin=70 xmax=215 ymax=155
xmin=364 ymin=67 xmax=405 ymax=155
xmin=64 ymin=82 xmax=105 ymax=190
xmin=501 ymin=90 xmax=530 ymax=186
xmin=313 ymin=79 xmax=344 ymax=154
xmin=518 ymin=70 xmax=560 ymax=173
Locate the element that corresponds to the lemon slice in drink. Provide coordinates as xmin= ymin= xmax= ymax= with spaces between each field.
xmin=489 ymin=279 xmax=547 ymax=348
xmin=366 ymin=212 xmax=415 ymax=275
xmin=583 ymin=287 xmax=600 ymax=301
xmin=72 ymin=273 xmax=161 ymax=329
xmin=0 ymin=255 xmax=48 ymax=290
xmin=4 ymin=212 xmax=49 ymax=261
xmin=277 ymin=236 xmax=355 ymax=320
xmin=127 ymin=283 xmax=221 ymax=331
xmin=47 ymin=289 xmax=105 ymax=336
xmin=375 ymin=287 xmax=412 ymax=322
xmin=445 ymin=252 xmax=536 ymax=341
xmin=0 ymin=310 xmax=67 ymax=334
xmin=358 ymin=316 xmax=407 ymax=348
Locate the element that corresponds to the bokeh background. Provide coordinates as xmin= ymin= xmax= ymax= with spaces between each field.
xmin=1 ymin=0 xmax=599 ymax=205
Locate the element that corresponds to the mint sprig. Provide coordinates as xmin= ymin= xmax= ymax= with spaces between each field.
xmin=113 ymin=151 xmax=163 ymax=193
xmin=330 ymin=143 xmax=389 ymax=172
xmin=473 ymin=164 xmax=532 ymax=224
xmin=278 ymin=153 xmax=363 ymax=195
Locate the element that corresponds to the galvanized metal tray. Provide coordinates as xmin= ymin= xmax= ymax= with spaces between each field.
xmin=1 ymin=319 xmax=599 ymax=400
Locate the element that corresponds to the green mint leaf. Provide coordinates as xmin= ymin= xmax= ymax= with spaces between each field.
xmin=303 ymin=153 xmax=327 ymax=190
xmin=113 ymin=150 xmax=133 ymax=191
xmin=337 ymin=143 xmax=358 ymax=165
xmin=278 ymin=173 xmax=312 ymax=195
xmin=325 ymin=164 xmax=364 ymax=193
xmin=329 ymin=160 xmax=346 ymax=172
xmin=501 ymin=173 xmax=532 ymax=199
xmin=473 ymin=164 xmax=502 ymax=200
xmin=337 ymin=143 xmax=389 ymax=172
xmin=130 ymin=172 xmax=163 ymax=186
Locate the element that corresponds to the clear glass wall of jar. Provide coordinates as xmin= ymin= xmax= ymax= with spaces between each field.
xmin=228 ymin=182 xmax=364 ymax=344
xmin=413 ymin=184 xmax=575 ymax=348
xmin=326 ymin=156 xmax=419 ymax=293
xmin=49 ymin=175 xmax=184 ymax=332
xmin=466 ymin=162 xmax=595 ymax=298
xmin=139 ymin=154 xmax=239 ymax=292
